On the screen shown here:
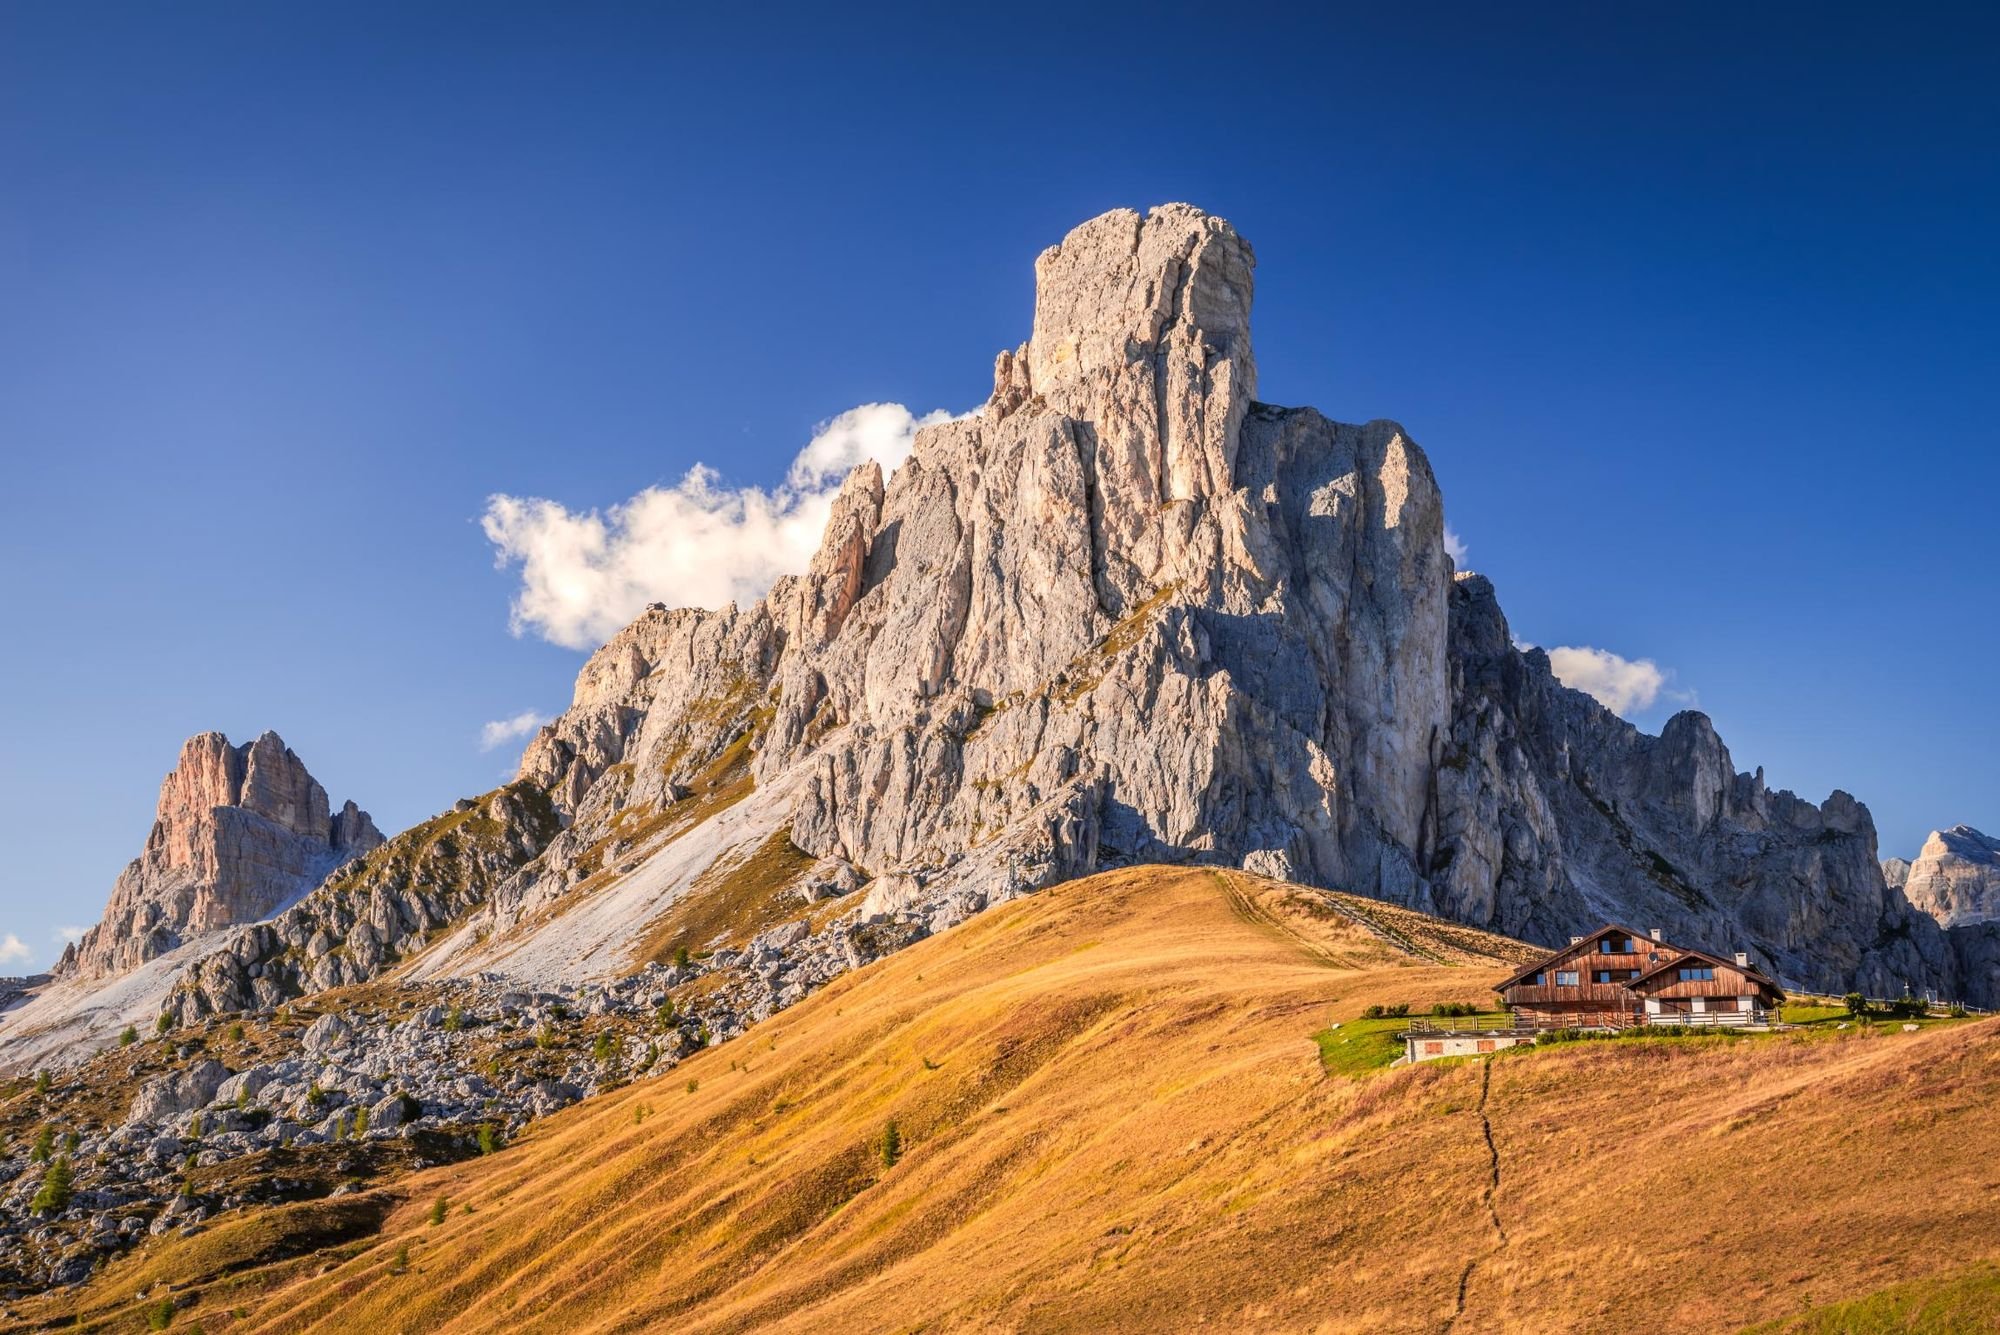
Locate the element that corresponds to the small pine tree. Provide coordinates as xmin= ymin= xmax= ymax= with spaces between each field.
xmin=351 ymin=1104 xmax=369 ymax=1137
xmin=155 ymin=1011 xmax=173 ymax=1035
xmin=29 ymin=1156 xmax=73 ymax=1215
xmin=119 ymin=1025 xmax=139 ymax=1047
xmin=393 ymin=1241 xmax=410 ymax=1272
xmin=429 ymin=1196 xmax=448 ymax=1226
xmin=592 ymin=1031 xmax=615 ymax=1065
xmin=307 ymin=1081 xmax=326 ymax=1108
xmin=879 ymin=1119 xmax=902 ymax=1169
xmin=33 ymin=1070 xmax=51 ymax=1096
xmin=672 ymin=945 xmax=691 ymax=969
xmin=655 ymin=998 xmax=677 ymax=1028
xmin=30 ymin=1125 xmax=54 ymax=1164
xmin=188 ymin=1112 xmax=204 ymax=1140
xmin=1844 ymin=992 xmax=1869 ymax=1017
xmin=685 ymin=1078 xmax=699 ymax=1095
xmin=477 ymin=1123 xmax=499 ymax=1155
xmin=643 ymin=1040 xmax=659 ymax=1070
xmin=444 ymin=1004 xmax=463 ymax=1033
xmin=228 ymin=1021 xmax=245 ymax=1042
xmin=61 ymin=1130 xmax=78 ymax=1154
xmin=236 ymin=1086 xmax=251 ymax=1112
xmin=535 ymin=1024 xmax=556 ymax=1051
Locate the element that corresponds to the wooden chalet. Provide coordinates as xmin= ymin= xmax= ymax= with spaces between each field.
xmin=1494 ymin=924 xmax=1784 ymax=1030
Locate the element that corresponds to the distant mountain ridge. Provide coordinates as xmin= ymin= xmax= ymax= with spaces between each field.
xmin=1894 ymin=824 xmax=2000 ymax=929
xmin=54 ymin=731 xmax=380 ymax=981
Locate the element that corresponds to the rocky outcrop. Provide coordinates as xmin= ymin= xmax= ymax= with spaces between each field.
xmin=457 ymin=205 xmax=1452 ymax=968
xmin=1902 ymin=826 xmax=2000 ymax=928
xmin=1430 ymin=573 xmax=1952 ymax=995
xmin=59 ymin=732 xmax=381 ymax=981
xmin=458 ymin=203 xmax=1969 ymax=1001
xmin=165 ymin=782 xmax=558 ymax=1022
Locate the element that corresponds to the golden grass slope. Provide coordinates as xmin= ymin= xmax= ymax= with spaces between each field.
xmin=21 ymin=867 xmax=2000 ymax=1334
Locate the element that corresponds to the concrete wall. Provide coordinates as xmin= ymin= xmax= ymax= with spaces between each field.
xmin=1405 ymin=1033 xmax=1532 ymax=1063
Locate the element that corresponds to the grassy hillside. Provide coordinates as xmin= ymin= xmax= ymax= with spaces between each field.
xmin=16 ymin=868 xmax=2000 ymax=1333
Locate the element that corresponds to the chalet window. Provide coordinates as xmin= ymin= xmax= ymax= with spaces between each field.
xmin=1678 ymin=966 xmax=1715 ymax=981
xmin=1555 ymin=970 xmax=1580 ymax=986
xmin=1600 ymin=936 xmax=1633 ymax=953
xmin=1528 ymin=971 xmax=1545 ymax=986
xmin=1424 ymin=1041 xmax=1443 ymax=1055
xmin=1595 ymin=970 xmax=1610 ymax=983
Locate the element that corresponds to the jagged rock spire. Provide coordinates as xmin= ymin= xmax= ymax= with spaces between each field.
xmin=57 ymin=731 xmax=381 ymax=981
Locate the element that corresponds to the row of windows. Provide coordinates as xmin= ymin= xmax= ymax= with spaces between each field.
xmin=1526 ymin=963 xmax=1719 ymax=987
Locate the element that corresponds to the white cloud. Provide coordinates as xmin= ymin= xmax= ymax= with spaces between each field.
xmin=1444 ymin=527 xmax=1469 ymax=565
xmin=54 ymin=925 xmax=84 ymax=944
xmin=1543 ymin=645 xmax=1669 ymax=717
xmin=0 ymin=934 xmax=32 ymax=967
xmin=484 ymin=403 xmax=951 ymax=650
xmin=480 ymin=710 xmax=552 ymax=751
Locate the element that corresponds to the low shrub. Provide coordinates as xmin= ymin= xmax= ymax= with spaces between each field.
xmin=1361 ymin=1003 xmax=1411 ymax=1020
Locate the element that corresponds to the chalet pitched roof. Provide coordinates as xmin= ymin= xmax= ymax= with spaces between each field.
xmin=1493 ymin=924 xmax=1665 ymax=991
xmin=1627 ymin=945 xmax=1782 ymax=992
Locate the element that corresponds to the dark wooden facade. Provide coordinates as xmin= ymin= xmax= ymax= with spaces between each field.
xmin=1495 ymin=925 xmax=1783 ymax=1028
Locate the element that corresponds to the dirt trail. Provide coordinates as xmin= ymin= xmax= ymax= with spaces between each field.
xmin=1445 ymin=1058 xmax=1508 ymax=1332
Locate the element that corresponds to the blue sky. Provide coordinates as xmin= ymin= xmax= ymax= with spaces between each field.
xmin=2 ymin=3 xmax=1995 ymax=969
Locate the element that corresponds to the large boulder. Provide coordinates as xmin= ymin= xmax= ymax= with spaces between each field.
xmin=125 ymin=1059 xmax=229 ymax=1126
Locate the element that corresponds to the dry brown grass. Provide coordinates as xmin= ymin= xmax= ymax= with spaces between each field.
xmin=16 ymin=867 xmax=2000 ymax=1334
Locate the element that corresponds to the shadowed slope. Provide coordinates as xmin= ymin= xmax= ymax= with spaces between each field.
xmin=21 ymin=868 xmax=2000 ymax=1334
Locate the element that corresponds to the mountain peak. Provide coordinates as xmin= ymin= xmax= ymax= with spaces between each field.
xmin=56 ymin=731 xmax=382 ymax=980
xmin=1905 ymin=824 xmax=2000 ymax=928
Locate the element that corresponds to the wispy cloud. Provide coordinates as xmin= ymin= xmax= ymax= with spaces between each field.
xmin=54 ymin=925 xmax=84 ymax=944
xmin=1444 ymin=527 xmax=1469 ymax=565
xmin=1541 ymin=644 xmax=1670 ymax=717
xmin=480 ymin=710 xmax=552 ymax=752
xmin=0 ymin=934 xmax=32 ymax=967
xmin=483 ymin=402 xmax=951 ymax=650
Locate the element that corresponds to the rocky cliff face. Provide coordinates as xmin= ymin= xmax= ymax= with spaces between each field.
xmin=1431 ymin=574 xmax=1951 ymax=994
xmin=1901 ymin=826 xmax=2000 ymax=928
xmin=490 ymin=205 xmax=1450 ymax=956
xmin=165 ymin=783 xmax=557 ymax=1022
xmin=58 ymin=732 xmax=382 ymax=981
xmin=459 ymin=204 xmax=1965 ymax=1001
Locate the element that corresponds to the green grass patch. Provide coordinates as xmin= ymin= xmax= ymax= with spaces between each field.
xmin=1780 ymin=1003 xmax=1848 ymax=1025
xmin=1740 ymin=1259 xmax=2000 ymax=1333
xmin=1312 ymin=1018 xmax=1412 ymax=1076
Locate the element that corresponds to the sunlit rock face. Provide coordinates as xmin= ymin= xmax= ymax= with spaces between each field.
xmin=57 ymin=731 xmax=381 ymax=981
xmin=1902 ymin=826 xmax=2000 ymax=928
xmin=499 ymin=203 xmax=1967 ymax=999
